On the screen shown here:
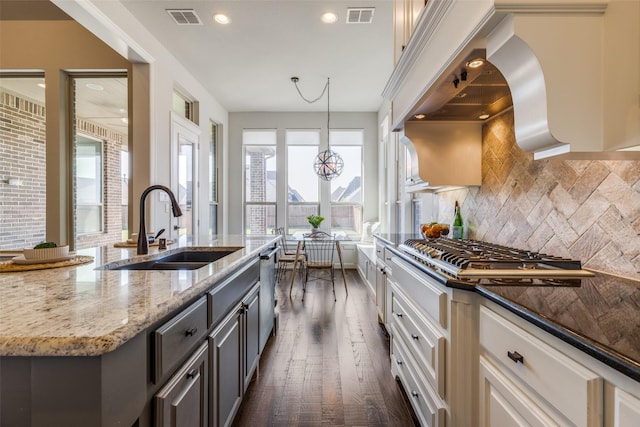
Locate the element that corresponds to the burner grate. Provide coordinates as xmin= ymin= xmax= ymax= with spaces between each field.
xmin=400 ymin=238 xmax=594 ymax=282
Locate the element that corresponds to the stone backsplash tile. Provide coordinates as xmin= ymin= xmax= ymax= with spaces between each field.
xmin=435 ymin=110 xmax=640 ymax=280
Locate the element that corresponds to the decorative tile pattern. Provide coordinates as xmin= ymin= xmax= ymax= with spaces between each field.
xmin=436 ymin=111 xmax=640 ymax=280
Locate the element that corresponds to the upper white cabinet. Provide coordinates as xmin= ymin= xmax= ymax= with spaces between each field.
xmin=393 ymin=0 xmax=427 ymax=64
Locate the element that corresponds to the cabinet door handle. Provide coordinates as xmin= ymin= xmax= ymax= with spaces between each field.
xmin=184 ymin=327 xmax=198 ymax=337
xmin=186 ymin=369 xmax=198 ymax=379
xmin=507 ymin=350 xmax=524 ymax=364
xmin=396 ymin=359 xmax=403 ymax=366
xmin=395 ymin=312 xmax=403 ymax=318
xmin=411 ymin=334 xmax=419 ymax=340
xmin=411 ymin=390 xmax=419 ymax=399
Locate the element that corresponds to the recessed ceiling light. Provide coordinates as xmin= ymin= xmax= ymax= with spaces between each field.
xmin=37 ymin=83 xmax=46 ymax=88
xmin=86 ymin=83 xmax=104 ymax=91
xmin=414 ymin=114 xmax=426 ymax=119
xmin=478 ymin=113 xmax=490 ymax=120
xmin=213 ymin=13 xmax=230 ymax=24
xmin=121 ymin=117 xmax=129 ymax=124
xmin=321 ymin=12 xmax=338 ymax=23
xmin=466 ymin=58 xmax=485 ymax=68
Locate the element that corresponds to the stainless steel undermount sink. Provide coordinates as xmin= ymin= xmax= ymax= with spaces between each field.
xmin=99 ymin=248 xmax=242 ymax=271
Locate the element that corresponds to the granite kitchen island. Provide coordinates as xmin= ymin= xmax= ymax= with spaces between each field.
xmin=0 ymin=235 xmax=279 ymax=427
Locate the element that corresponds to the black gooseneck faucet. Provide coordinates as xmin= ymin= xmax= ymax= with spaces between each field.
xmin=137 ymin=185 xmax=183 ymax=255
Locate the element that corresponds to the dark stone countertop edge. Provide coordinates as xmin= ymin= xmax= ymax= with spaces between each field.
xmin=476 ymin=287 xmax=640 ymax=383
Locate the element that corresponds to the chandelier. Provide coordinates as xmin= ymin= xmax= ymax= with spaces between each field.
xmin=291 ymin=76 xmax=344 ymax=181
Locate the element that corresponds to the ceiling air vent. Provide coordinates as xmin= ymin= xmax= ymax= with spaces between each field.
xmin=166 ymin=9 xmax=202 ymax=25
xmin=346 ymin=7 xmax=375 ymax=24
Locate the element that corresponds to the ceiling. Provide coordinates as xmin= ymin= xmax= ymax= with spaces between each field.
xmin=1 ymin=0 xmax=394 ymax=114
xmin=116 ymin=0 xmax=394 ymax=113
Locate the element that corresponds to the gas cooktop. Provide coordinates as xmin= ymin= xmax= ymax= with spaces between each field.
xmin=399 ymin=238 xmax=594 ymax=285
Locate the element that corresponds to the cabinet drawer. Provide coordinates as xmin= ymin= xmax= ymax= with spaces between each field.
xmin=154 ymin=297 xmax=208 ymax=382
xmin=389 ymin=255 xmax=448 ymax=328
xmin=390 ymin=283 xmax=445 ymax=398
xmin=392 ymin=337 xmax=446 ymax=427
xmin=208 ymin=259 xmax=259 ymax=328
xmin=479 ymin=305 xmax=602 ymax=427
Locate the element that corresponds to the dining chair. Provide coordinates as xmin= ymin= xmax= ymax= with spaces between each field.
xmin=276 ymin=227 xmax=306 ymax=257
xmin=299 ymin=235 xmax=337 ymax=301
xmin=276 ymin=234 xmax=305 ymax=284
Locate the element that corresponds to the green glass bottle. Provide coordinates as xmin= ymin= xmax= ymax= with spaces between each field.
xmin=452 ymin=201 xmax=463 ymax=239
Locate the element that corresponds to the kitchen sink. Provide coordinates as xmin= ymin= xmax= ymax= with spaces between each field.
xmin=100 ymin=248 xmax=242 ymax=271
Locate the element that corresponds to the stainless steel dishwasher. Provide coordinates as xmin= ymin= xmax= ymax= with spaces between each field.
xmin=259 ymin=245 xmax=278 ymax=353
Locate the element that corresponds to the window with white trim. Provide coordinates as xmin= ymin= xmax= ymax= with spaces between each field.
xmin=286 ymin=130 xmax=320 ymax=234
xmin=329 ymin=130 xmax=363 ymax=238
xmin=243 ymin=130 xmax=277 ymax=235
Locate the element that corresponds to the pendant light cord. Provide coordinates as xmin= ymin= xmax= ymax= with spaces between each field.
xmin=292 ymin=77 xmax=329 ymax=104
xmin=291 ymin=77 xmax=332 ymax=149
xmin=326 ymin=78 xmax=331 ymax=150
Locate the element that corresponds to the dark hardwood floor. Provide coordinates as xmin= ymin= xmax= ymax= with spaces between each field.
xmin=232 ymin=269 xmax=417 ymax=427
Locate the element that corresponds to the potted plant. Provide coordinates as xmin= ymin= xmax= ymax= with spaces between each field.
xmin=306 ymin=215 xmax=325 ymax=232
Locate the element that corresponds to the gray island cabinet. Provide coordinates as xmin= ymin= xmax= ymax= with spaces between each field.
xmin=0 ymin=236 xmax=278 ymax=427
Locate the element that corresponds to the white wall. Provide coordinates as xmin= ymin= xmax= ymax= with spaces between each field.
xmin=228 ymin=112 xmax=379 ymax=235
xmin=55 ymin=0 xmax=230 ymax=241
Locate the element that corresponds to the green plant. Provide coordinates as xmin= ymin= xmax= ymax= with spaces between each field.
xmin=34 ymin=241 xmax=57 ymax=249
xmin=306 ymin=215 xmax=325 ymax=228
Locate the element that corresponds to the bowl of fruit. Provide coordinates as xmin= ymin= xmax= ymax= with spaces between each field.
xmin=420 ymin=222 xmax=450 ymax=239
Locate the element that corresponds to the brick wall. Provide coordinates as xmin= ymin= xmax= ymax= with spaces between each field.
xmin=74 ymin=119 xmax=124 ymax=250
xmin=248 ymin=151 xmax=266 ymax=234
xmin=0 ymin=91 xmax=47 ymax=249
xmin=435 ymin=110 xmax=640 ymax=280
xmin=0 ymin=89 xmax=125 ymax=250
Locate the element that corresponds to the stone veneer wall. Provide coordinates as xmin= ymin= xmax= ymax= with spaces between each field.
xmin=436 ymin=110 xmax=640 ymax=280
xmin=0 ymin=90 xmax=125 ymax=250
xmin=0 ymin=91 xmax=47 ymax=249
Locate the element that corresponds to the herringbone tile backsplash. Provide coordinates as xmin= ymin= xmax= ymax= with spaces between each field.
xmin=436 ymin=111 xmax=640 ymax=280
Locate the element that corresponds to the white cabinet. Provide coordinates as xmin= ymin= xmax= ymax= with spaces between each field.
xmin=479 ymin=355 xmax=559 ymax=427
xmin=386 ymin=250 xmax=480 ymax=426
xmin=479 ymin=304 xmax=603 ymax=427
xmin=393 ymin=0 xmax=427 ymax=64
xmin=613 ymin=388 xmax=640 ymax=427
xmin=356 ymin=244 xmax=376 ymax=296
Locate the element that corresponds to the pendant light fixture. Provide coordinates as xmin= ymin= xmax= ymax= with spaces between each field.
xmin=291 ymin=76 xmax=344 ymax=181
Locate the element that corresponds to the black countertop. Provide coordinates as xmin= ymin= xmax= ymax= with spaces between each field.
xmin=375 ymin=233 xmax=640 ymax=382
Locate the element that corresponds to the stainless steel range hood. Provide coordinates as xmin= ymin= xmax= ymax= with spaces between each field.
xmin=384 ymin=0 xmax=640 ymax=161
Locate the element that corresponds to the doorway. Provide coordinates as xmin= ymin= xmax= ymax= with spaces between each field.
xmin=171 ymin=113 xmax=200 ymax=245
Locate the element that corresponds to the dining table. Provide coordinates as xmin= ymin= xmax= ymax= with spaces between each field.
xmin=286 ymin=232 xmax=349 ymax=296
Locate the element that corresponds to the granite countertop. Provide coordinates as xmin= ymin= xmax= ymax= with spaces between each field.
xmin=374 ymin=233 xmax=640 ymax=382
xmin=0 ymin=235 xmax=279 ymax=357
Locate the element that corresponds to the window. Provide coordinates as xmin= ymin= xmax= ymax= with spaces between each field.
xmin=209 ymin=121 xmax=219 ymax=237
xmin=286 ymin=130 xmax=320 ymax=234
xmin=330 ymin=130 xmax=363 ymax=238
xmin=71 ymin=74 xmax=127 ymax=248
xmin=75 ymin=134 xmax=103 ymax=235
xmin=172 ymin=89 xmax=195 ymax=123
xmin=121 ymin=150 xmax=129 ymax=241
xmin=244 ymin=130 xmax=277 ymax=235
